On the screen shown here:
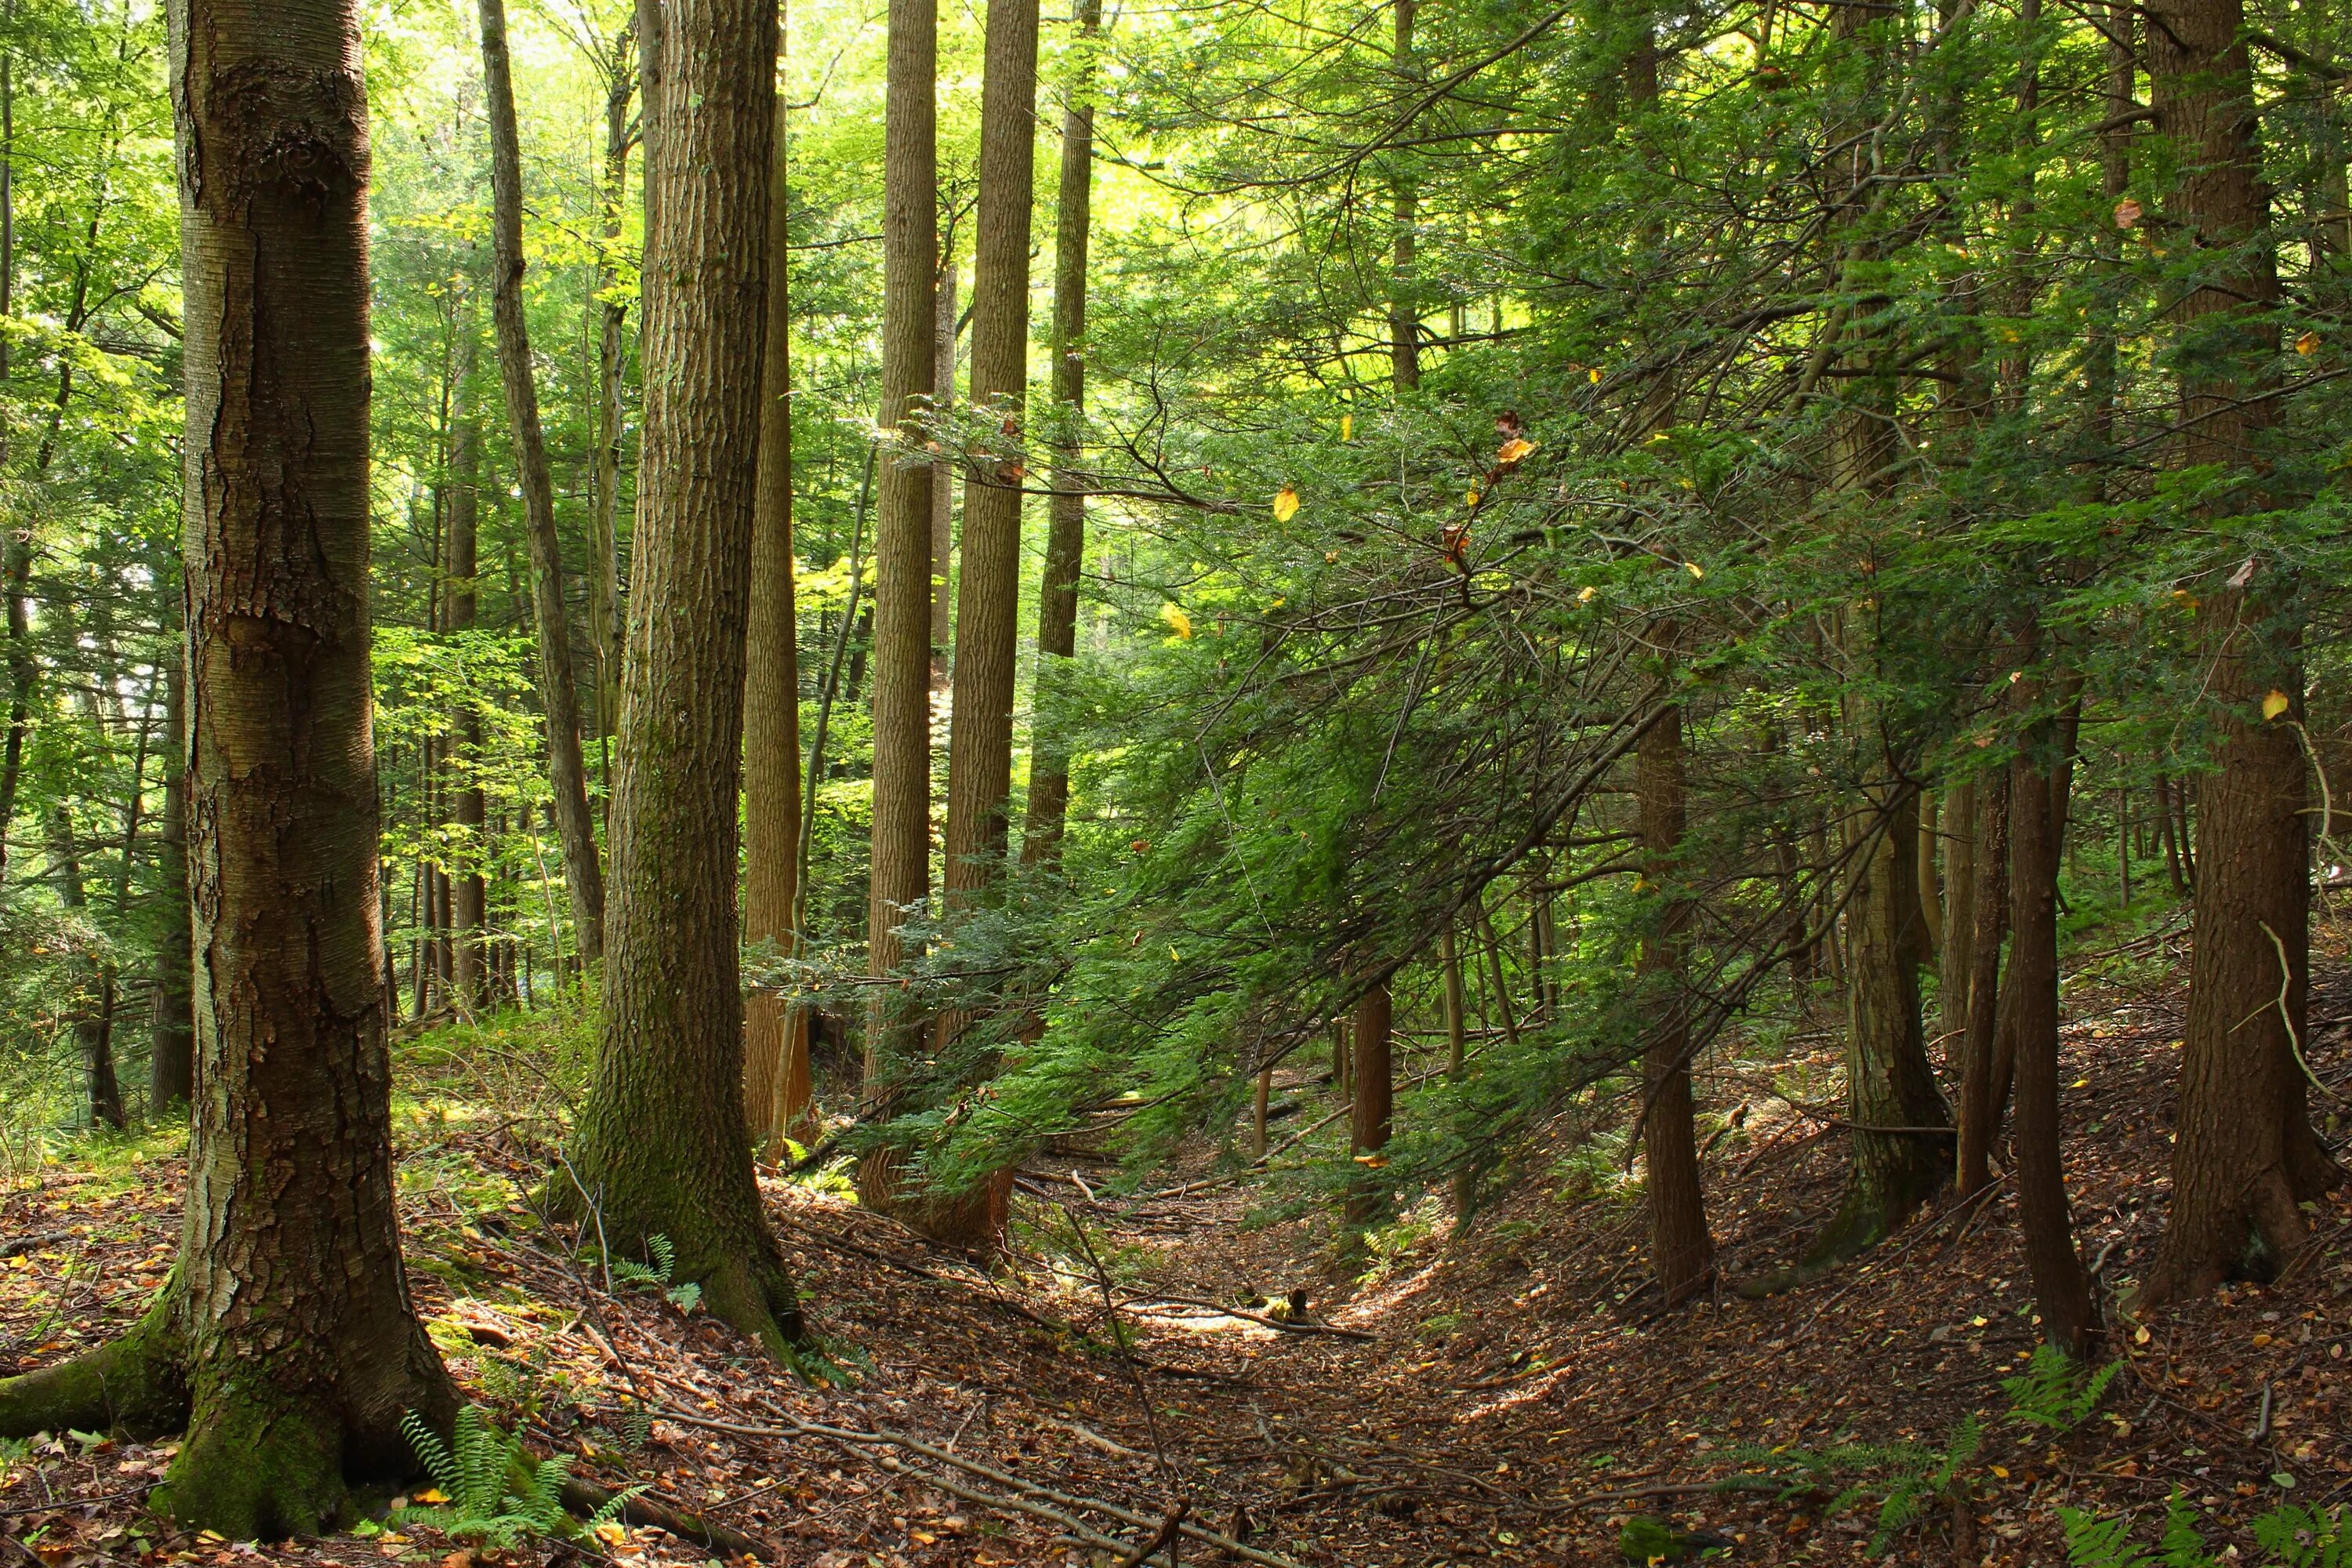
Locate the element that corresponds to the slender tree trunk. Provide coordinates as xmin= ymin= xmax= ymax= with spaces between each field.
xmin=589 ymin=20 xmax=635 ymax=747
xmin=151 ymin=655 xmax=194 ymax=1110
xmin=1637 ymin=675 xmax=1715 ymax=1304
xmin=1955 ymin=767 xmax=2012 ymax=1196
xmin=942 ymin=0 xmax=1040 ymax=905
xmin=1442 ymin=925 xmax=1472 ymax=1218
xmin=1387 ymin=0 xmax=1418 ymax=390
xmin=1938 ymin=779 xmax=1976 ymax=1036
xmin=481 ymin=0 xmax=606 ymax=963
xmin=1020 ymin=0 xmax=1102 ymax=866
xmin=743 ymin=47 xmax=812 ymax=1158
xmin=2154 ymin=772 xmax=2189 ymax=895
xmin=46 ymin=808 xmax=125 ymax=1130
xmin=2140 ymin=0 xmax=2337 ymax=1305
xmin=2007 ymin=702 xmax=2097 ymax=1356
xmin=564 ymin=0 xmax=802 ymax=1357
xmin=4 ymin=0 xmax=463 ymax=1529
xmin=931 ymin=252 xmax=956 ymax=692
xmin=1346 ymin=978 xmax=1393 ymax=1224
xmin=446 ymin=336 xmax=487 ymax=1010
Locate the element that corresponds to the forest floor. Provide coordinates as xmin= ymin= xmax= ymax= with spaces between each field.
xmin=4 ymin=949 xmax=2350 ymax=1568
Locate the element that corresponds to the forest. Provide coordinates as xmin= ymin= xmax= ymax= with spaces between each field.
xmin=0 ymin=0 xmax=2349 ymax=1561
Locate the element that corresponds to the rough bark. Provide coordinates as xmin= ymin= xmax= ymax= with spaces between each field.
xmin=2006 ymin=710 xmax=2097 ymax=1356
xmin=45 ymin=808 xmax=125 ymax=1129
xmin=445 ymin=334 xmax=487 ymax=1009
xmin=564 ymin=0 xmax=802 ymax=1358
xmin=481 ymin=0 xmax=606 ymax=963
xmin=1637 ymin=685 xmax=1715 ymax=1304
xmin=1938 ymin=779 xmax=1976 ymax=1036
xmin=1442 ymin=926 xmax=1473 ymax=1219
xmin=744 ymin=60 xmax=812 ymax=1160
xmin=931 ymin=252 xmax=956 ymax=691
xmin=1954 ymin=767 xmax=2011 ymax=1197
xmin=1019 ymin=0 xmax=1101 ymax=866
xmin=151 ymin=655 xmax=195 ymax=1110
xmin=589 ymin=20 xmax=635 ymax=745
xmin=1346 ymin=978 xmax=1393 ymax=1225
xmin=942 ymin=0 xmax=1040 ymax=906
xmin=2139 ymin=0 xmax=2337 ymax=1305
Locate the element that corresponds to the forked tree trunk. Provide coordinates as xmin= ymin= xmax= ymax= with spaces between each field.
xmin=445 ymin=336 xmax=487 ymax=1009
xmin=859 ymin=0 xmax=940 ymax=1205
xmin=564 ymin=0 xmax=802 ymax=1358
xmin=1954 ymin=767 xmax=2011 ymax=1197
xmin=0 ymin=0 xmax=462 ymax=1533
xmin=1020 ymin=0 xmax=1102 ymax=865
xmin=942 ymin=0 xmax=1040 ymax=905
xmin=1346 ymin=978 xmax=1393 ymax=1224
xmin=150 ymin=656 xmax=194 ymax=1110
xmin=744 ymin=56 xmax=812 ymax=1159
xmin=2006 ymin=703 xmax=2097 ymax=1356
xmin=1637 ymin=682 xmax=1715 ymax=1304
xmin=2139 ymin=0 xmax=2337 ymax=1305
xmin=481 ymin=0 xmax=606 ymax=963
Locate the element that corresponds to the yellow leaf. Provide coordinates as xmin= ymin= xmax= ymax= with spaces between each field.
xmin=1341 ymin=412 xmax=1354 ymax=441
xmin=413 ymin=1488 xmax=449 ymax=1504
xmin=1991 ymin=1466 xmax=2010 ymax=1480
xmin=2263 ymin=688 xmax=2291 ymax=721
xmin=2133 ymin=1325 xmax=2152 ymax=1345
xmin=2296 ymin=330 xmax=2321 ymax=356
xmin=1588 ymin=367 xmax=1602 ymax=383
xmin=1168 ymin=946 xmax=1180 ymax=963
xmin=1466 ymin=488 xmax=1481 ymax=507
xmin=1577 ymin=585 xmax=1597 ymax=603
xmin=1160 ymin=603 xmax=1192 ymax=639
xmin=1497 ymin=437 xmax=1537 ymax=463
xmin=1272 ymin=485 xmax=1300 ymax=522
xmin=1685 ymin=561 xmax=1704 ymax=580
xmin=1353 ymin=1153 xmax=1388 ymax=1167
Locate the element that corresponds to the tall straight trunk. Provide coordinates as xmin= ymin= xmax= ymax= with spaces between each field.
xmin=5 ymin=0 xmax=463 ymax=1530
xmin=1346 ymin=978 xmax=1393 ymax=1224
xmin=564 ymin=0 xmax=800 ymax=1358
xmin=480 ymin=0 xmax=606 ymax=964
xmin=743 ymin=52 xmax=812 ymax=1159
xmin=1637 ymin=679 xmax=1714 ymax=1304
xmin=46 ymin=808 xmax=125 ymax=1130
xmin=1021 ymin=0 xmax=1102 ymax=866
xmin=1442 ymin=925 xmax=1472 ymax=1218
xmin=1915 ymin=793 xmax=1944 ymax=957
xmin=2154 ymin=772 xmax=2189 ymax=894
xmin=1386 ymin=0 xmax=1418 ymax=390
xmin=2140 ymin=0 xmax=2336 ymax=1305
xmin=589 ymin=20 xmax=635 ymax=747
xmin=931 ymin=253 xmax=956 ymax=691
xmin=1938 ymin=779 xmax=1976 ymax=1033
xmin=942 ymin=0 xmax=1041 ymax=905
xmin=2006 ymin=700 xmax=2097 ymax=1356
xmin=1955 ymin=767 xmax=2012 ymax=1196
xmin=0 ymin=17 xmax=12 ymax=880
xmin=150 ymin=655 xmax=194 ymax=1109
xmin=862 ymin=0 xmax=939 ymax=1141
xmin=445 ymin=336 xmax=487 ymax=1009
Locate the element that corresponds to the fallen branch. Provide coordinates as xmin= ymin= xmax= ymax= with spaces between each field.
xmin=1120 ymin=1292 xmax=1378 ymax=1341
xmin=561 ymin=1478 xmax=774 ymax=1563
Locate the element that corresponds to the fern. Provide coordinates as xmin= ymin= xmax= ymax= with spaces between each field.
xmin=2004 ymin=1345 xmax=2122 ymax=1432
xmin=394 ymin=1404 xmax=641 ymax=1552
xmin=2061 ymin=1491 xmax=2350 ymax=1568
xmin=1721 ymin=1422 xmax=1980 ymax=1553
xmin=607 ymin=1233 xmax=702 ymax=1312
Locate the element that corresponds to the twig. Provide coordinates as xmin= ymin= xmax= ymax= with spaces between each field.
xmin=1063 ymin=1203 xmax=1172 ymax=1478
xmin=1119 ymin=1292 xmax=1378 ymax=1341
xmin=559 ymin=1475 xmax=772 ymax=1561
xmin=2259 ymin=920 xmax=2339 ymax=1102
xmin=1116 ymin=1500 xmax=1192 ymax=1566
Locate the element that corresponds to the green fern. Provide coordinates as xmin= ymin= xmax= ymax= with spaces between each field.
xmin=2005 ymin=1345 xmax=2122 ymax=1432
xmin=2062 ymin=1492 xmax=2350 ymax=1568
xmin=394 ymin=1405 xmax=641 ymax=1552
xmin=1721 ymin=1420 xmax=1980 ymax=1553
xmin=607 ymin=1233 xmax=703 ymax=1312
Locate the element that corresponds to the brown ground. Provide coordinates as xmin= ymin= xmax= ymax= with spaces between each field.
xmin=3 ymin=957 xmax=2347 ymax=1568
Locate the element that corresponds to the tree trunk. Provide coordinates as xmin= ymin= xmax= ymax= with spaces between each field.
xmin=1955 ymin=767 xmax=2011 ymax=1197
xmin=445 ymin=333 xmax=487 ymax=1010
xmin=1637 ymin=683 xmax=1715 ymax=1303
xmin=564 ymin=0 xmax=802 ymax=1359
xmin=2154 ymin=772 xmax=2189 ymax=895
xmin=5 ymin=0 xmax=463 ymax=1530
xmin=481 ymin=0 xmax=606 ymax=964
xmin=1387 ymin=0 xmax=1418 ymax=390
xmin=1346 ymin=978 xmax=1393 ymax=1225
xmin=931 ymin=252 xmax=956 ymax=692
xmin=2007 ymin=706 xmax=2097 ymax=1356
xmin=2140 ymin=0 xmax=2337 ymax=1305
xmin=589 ymin=20 xmax=635 ymax=748
xmin=1019 ymin=0 xmax=1102 ymax=866
xmin=151 ymin=655 xmax=194 ymax=1110
xmin=942 ymin=0 xmax=1040 ymax=906
xmin=1442 ymin=925 xmax=1473 ymax=1219
xmin=743 ymin=50 xmax=812 ymax=1160
xmin=861 ymin=0 xmax=939 ymax=1185
xmin=1938 ymin=779 xmax=1976 ymax=1036
xmin=46 ymin=808 xmax=125 ymax=1130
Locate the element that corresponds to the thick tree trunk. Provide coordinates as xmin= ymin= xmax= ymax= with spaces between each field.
xmin=942 ymin=0 xmax=1040 ymax=905
xmin=744 ymin=62 xmax=812 ymax=1160
xmin=481 ymin=0 xmax=606 ymax=964
xmin=589 ymin=21 xmax=635 ymax=746
xmin=2006 ymin=710 xmax=2097 ymax=1356
xmin=6 ymin=0 xmax=463 ymax=1531
xmin=2140 ymin=0 xmax=2336 ymax=1305
xmin=1346 ymin=978 xmax=1393 ymax=1224
xmin=1637 ymin=686 xmax=1715 ymax=1304
xmin=445 ymin=336 xmax=487 ymax=1009
xmin=151 ymin=656 xmax=194 ymax=1109
xmin=1954 ymin=768 xmax=2011 ymax=1197
xmin=861 ymin=0 xmax=939 ymax=1180
xmin=564 ymin=0 xmax=802 ymax=1358
xmin=1019 ymin=0 xmax=1102 ymax=865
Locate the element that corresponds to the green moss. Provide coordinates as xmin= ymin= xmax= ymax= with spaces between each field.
xmin=155 ymin=1370 xmax=347 ymax=1541
xmin=0 ymin=1299 xmax=187 ymax=1441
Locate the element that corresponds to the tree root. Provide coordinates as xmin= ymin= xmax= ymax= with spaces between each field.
xmin=0 ymin=1301 xmax=187 ymax=1441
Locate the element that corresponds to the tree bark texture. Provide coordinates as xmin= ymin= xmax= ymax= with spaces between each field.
xmin=590 ymin=20 xmax=635 ymax=743
xmin=744 ymin=66 xmax=811 ymax=1159
xmin=565 ymin=0 xmax=802 ymax=1358
xmin=931 ymin=252 xmax=956 ymax=689
xmin=942 ymin=0 xmax=1040 ymax=906
xmin=481 ymin=0 xmax=606 ymax=962
xmin=1938 ymin=779 xmax=1975 ymax=1034
xmin=1346 ymin=978 xmax=1393 ymax=1224
xmin=150 ymin=655 xmax=195 ymax=1109
xmin=1954 ymin=766 xmax=2011 ymax=1197
xmin=1637 ymin=688 xmax=1715 ymax=1304
xmin=1387 ymin=0 xmax=1418 ymax=390
xmin=445 ymin=334 xmax=487 ymax=1008
xmin=46 ymin=808 xmax=125 ymax=1129
xmin=1020 ymin=0 xmax=1101 ymax=866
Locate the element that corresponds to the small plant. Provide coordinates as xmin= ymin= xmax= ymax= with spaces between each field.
xmin=393 ymin=1405 xmax=639 ymax=1552
xmin=2005 ymin=1344 xmax=2122 ymax=1432
xmin=2061 ymin=1491 xmax=2351 ymax=1567
xmin=608 ymin=1233 xmax=703 ymax=1314
xmin=1726 ymin=1417 xmax=1982 ymax=1552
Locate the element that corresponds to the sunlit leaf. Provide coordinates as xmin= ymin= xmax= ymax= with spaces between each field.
xmin=1497 ymin=437 xmax=1536 ymax=463
xmin=1340 ymin=412 xmax=1353 ymax=441
xmin=1160 ymin=604 xmax=1193 ymax=639
xmin=2262 ymin=689 xmax=2290 ymax=721
xmin=2296 ymin=330 xmax=2321 ymax=356
xmin=1272 ymin=485 xmax=1300 ymax=522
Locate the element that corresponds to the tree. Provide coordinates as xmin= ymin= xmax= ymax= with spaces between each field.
xmin=744 ymin=27 xmax=812 ymax=1157
xmin=1346 ymin=976 xmax=1393 ymax=1224
xmin=445 ymin=332 xmax=488 ymax=1008
xmin=1637 ymin=663 xmax=1714 ymax=1305
xmin=149 ymin=655 xmax=194 ymax=1109
xmin=479 ymin=0 xmax=607 ymax=964
xmin=561 ymin=0 xmax=802 ymax=1357
xmin=0 ymin=0 xmax=459 ymax=1534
